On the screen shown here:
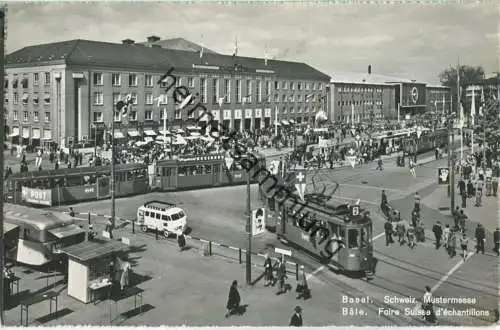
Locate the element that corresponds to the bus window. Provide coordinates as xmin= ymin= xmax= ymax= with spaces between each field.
xmin=171 ymin=213 xmax=180 ymax=221
xmin=205 ymin=164 xmax=212 ymax=174
xmin=156 ymin=167 xmax=162 ymax=176
xmin=155 ymin=213 xmax=161 ymax=220
xmin=144 ymin=211 xmax=150 ymax=217
xmin=163 ymin=222 xmax=168 ymax=227
xmin=214 ymin=164 xmax=221 ymax=173
xmin=348 ymin=229 xmax=359 ymax=248
xmin=162 ymin=215 xmax=168 ymax=221
xmin=178 ymin=211 xmax=185 ymax=218
xmin=149 ymin=212 xmax=155 ymax=218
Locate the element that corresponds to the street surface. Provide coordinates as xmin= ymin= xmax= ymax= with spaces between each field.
xmin=43 ymin=147 xmax=498 ymax=326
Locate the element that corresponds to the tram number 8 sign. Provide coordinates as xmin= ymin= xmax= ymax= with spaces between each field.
xmin=351 ymin=205 xmax=360 ymax=217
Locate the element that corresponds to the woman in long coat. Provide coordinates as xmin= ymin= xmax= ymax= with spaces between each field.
xmin=225 ymin=280 xmax=240 ymax=318
xmin=296 ymin=266 xmax=310 ymax=300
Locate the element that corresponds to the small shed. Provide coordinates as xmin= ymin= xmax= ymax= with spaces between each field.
xmin=60 ymin=239 xmax=128 ymax=304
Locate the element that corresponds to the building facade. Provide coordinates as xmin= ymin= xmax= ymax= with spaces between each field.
xmin=426 ymin=85 xmax=451 ymax=115
xmin=5 ymin=38 xmax=330 ymax=147
xmin=329 ymin=73 xmax=451 ymax=122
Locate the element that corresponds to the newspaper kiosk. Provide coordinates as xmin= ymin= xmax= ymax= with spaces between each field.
xmin=60 ymin=239 xmax=128 ymax=304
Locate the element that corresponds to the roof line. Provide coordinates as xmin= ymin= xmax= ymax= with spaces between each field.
xmin=66 ymin=39 xmax=81 ymax=60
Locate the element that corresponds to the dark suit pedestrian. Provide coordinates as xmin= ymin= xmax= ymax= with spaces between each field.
xmin=432 ymin=222 xmax=443 ymax=248
xmin=493 ymin=228 xmax=500 ymax=256
xmin=475 ymin=224 xmax=485 ymax=254
xmin=290 ymin=306 xmax=303 ymax=326
xmin=384 ymin=220 xmax=393 ymax=246
xmin=458 ymin=179 xmax=466 ymax=196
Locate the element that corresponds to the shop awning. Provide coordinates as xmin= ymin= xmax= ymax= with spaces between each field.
xmin=4 ymin=223 xmax=19 ymax=234
xmin=281 ymin=120 xmax=289 ymax=125
xmin=8 ymin=132 xmax=19 ymax=137
xmin=128 ymin=130 xmax=140 ymax=137
xmin=114 ymin=131 xmax=124 ymax=139
xmin=48 ymin=224 xmax=85 ymax=239
xmin=144 ymin=130 xmax=157 ymax=136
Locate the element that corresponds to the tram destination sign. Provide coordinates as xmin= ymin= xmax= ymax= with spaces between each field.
xmin=21 ymin=187 xmax=52 ymax=206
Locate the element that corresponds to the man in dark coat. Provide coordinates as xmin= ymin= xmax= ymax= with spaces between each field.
xmin=432 ymin=221 xmax=443 ymax=248
xmin=384 ymin=220 xmax=393 ymax=246
xmin=493 ymin=227 xmax=500 ymax=256
xmin=225 ymin=280 xmax=241 ymax=318
xmin=475 ymin=224 xmax=485 ymax=254
xmin=467 ymin=180 xmax=474 ymax=198
xmin=458 ymin=178 xmax=466 ymax=196
xmin=289 ymin=306 xmax=303 ymax=326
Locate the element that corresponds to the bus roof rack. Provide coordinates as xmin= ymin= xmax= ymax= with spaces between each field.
xmin=143 ymin=200 xmax=177 ymax=210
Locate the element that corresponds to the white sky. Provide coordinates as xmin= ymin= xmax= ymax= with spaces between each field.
xmin=5 ymin=0 xmax=498 ymax=84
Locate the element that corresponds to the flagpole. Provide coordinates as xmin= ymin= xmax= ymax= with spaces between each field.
xmin=110 ymin=109 xmax=116 ymax=228
xmin=163 ymin=107 xmax=167 ymax=151
xmin=471 ymin=89 xmax=475 ymax=154
xmin=275 ymin=105 xmax=278 ymax=136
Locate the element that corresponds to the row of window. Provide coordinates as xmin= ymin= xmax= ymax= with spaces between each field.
xmin=5 ymin=92 xmax=51 ymax=105
xmin=91 ymin=105 xmax=317 ymax=122
xmin=93 ymin=88 xmax=323 ymax=106
xmin=91 ymin=72 xmax=324 ymax=91
xmin=336 ymin=113 xmax=384 ymax=121
xmin=337 ymin=87 xmax=383 ymax=94
xmin=10 ymin=111 xmax=51 ymax=122
xmin=337 ymin=100 xmax=384 ymax=106
xmin=5 ymin=72 xmax=52 ymax=89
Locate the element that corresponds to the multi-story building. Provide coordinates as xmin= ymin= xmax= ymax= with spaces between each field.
xmin=5 ymin=37 xmax=330 ymax=148
xmin=426 ymin=85 xmax=451 ymax=115
xmin=329 ymin=72 xmax=451 ymax=122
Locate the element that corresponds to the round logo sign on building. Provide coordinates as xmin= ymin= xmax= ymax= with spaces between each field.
xmin=411 ymin=87 xmax=419 ymax=104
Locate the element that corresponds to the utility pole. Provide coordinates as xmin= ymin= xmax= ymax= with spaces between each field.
xmin=0 ymin=6 xmax=6 ymax=325
xmin=110 ymin=112 xmax=116 ymax=228
xmin=245 ymin=166 xmax=252 ymax=285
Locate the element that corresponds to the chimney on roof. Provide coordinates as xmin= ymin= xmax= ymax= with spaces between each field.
xmin=147 ymin=35 xmax=161 ymax=43
xmin=368 ymin=65 xmax=372 ymax=75
xmin=122 ymin=39 xmax=135 ymax=45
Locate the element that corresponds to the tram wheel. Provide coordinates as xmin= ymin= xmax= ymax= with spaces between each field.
xmin=140 ymin=225 xmax=148 ymax=232
xmin=163 ymin=230 xmax=170 ymax=238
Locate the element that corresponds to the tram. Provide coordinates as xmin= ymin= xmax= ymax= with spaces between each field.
xmin=257 ymin=172 xmax=373 ymax=275
xmin=5 ymin=163 xmax=149 ymax=206
xmin=3 ymin=203 xmax=86 ymax=266
xmin=152 ymin=152 xmax=266 ymax=191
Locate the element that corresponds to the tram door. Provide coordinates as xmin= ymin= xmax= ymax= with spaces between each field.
xmin=161 ymin=167 xmax=178 ymax=190
xmin=213 ymin=163 xmax=221 ymax=186
xmin=97 ymin=176 xmax=110 ymax=199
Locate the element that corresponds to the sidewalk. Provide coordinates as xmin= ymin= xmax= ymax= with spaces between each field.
xmin=3 ymin=221 xmax=371 ymax=327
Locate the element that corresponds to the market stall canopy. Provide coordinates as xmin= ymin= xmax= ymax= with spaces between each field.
xmin=186 ymin=126 xmax=201 ymax=130
xmin=185 ymin=136 xmax=199 ymax=140
xmin=156 ymin=136 xmax=171 ymax=142
xmin=158 ymin=130 xmax=171 ymax=135
xmin=289 ymin=119 xmax=296 ymax=124
xmin=144 ymin=130 xmax=157 ymax=136
xmin=8 ymin=132 xmax=19 ymax=137
xmin=144 ymin=137 xmax=154 ymax=143
xmin=114 ymin=131 xmax=125 ymax=139
xmin=135 ymin=141 xmax=147 ymax=147
xmin=315 ymin=110 xmax=328 ymax=122
xmin=175 ymin=129 xmax=185 ymax=134
xmin=281 ymin=120 xmax=289 ymax=125
xmin=128 ymin=130 xmax=140 ymax=137
xmin=190 ymin=132 xmax=201 ymax=137
xmin=201 ymin=136 xmax=215 ymax=143
xmin=173 ymin=135 xmax=187 ymax=145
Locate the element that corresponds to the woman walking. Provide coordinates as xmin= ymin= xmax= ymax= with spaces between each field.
xmin=225 ymin=280 xmax=241 ymax=318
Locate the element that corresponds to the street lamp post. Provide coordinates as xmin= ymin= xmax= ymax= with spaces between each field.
xmin=245 ymin=158 xmax=252 ymax=285
xmin=110 ymin=114 xmax=116 ymax=228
